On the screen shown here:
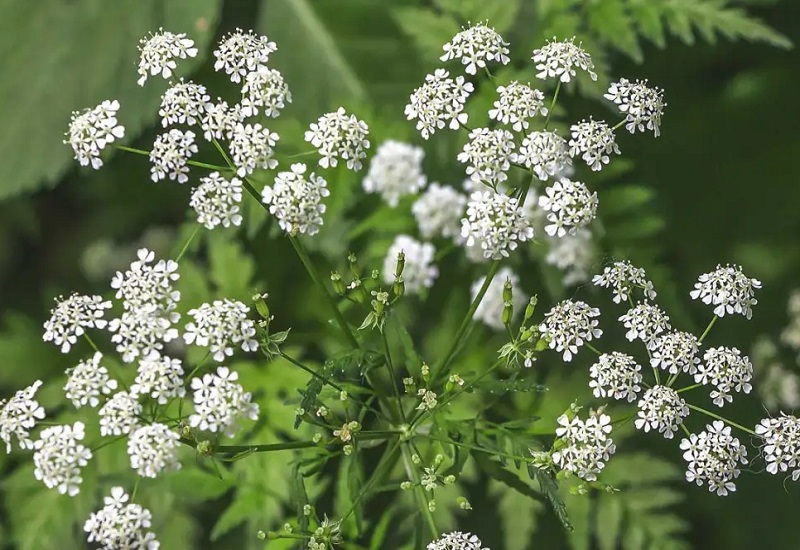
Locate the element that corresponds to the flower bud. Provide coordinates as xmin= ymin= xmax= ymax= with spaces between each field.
xmin=502 ymin=278 xmax=513 ymax=303
xmin=253 ymin=292 xmax=270 ymax=319
xmin=393 ymin=277 xmax=405 ymax=298
xmin=395 ymin=250 xmax=406 ymax=278
xmin=348 ymin=252 xmax=360 ymax=276
xmin=330 ymin=271 xmax=346 ymax=295
xmin=524 ymin=295 xmax=538 ymax=321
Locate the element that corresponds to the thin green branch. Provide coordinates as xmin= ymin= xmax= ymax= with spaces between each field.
xmin=116 ymin=145 xmax=231 ymax=171
xmin=686 ymin=403 xmax=757 ymax=436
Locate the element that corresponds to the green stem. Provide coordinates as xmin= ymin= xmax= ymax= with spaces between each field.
xmin=585 ymin=342 xmax=603 ymax=356
xmin=612 ymin=119 xmax=627 ymax=131
xmin=401 ymin=443 xmax=438 ymax=539
xmin=676 ymin=383 xmax=703 ymax=393
xmin=341 ymin=440 xmax=402 ymax=523
xmin=90 ymin=434 xmax=126 ymax=453
xmin=212 ymin=440 xmax=320 ymax=454
xmin=382 ymin=329 xmax=406 ymax=423
xmin=116 ymin=145 xmax=231 ymax=171
xmin=698 ymin=315 xmax=718 ymax=344
xmin=425 ymin=434 xmax=538 ymax=462
xmin=83 ymin=333 xmax=100 ymax=353
xmin=175 ymin=226 xmax=200 ymax=262
xmin=686 ymin=404 xmax=757 ymax=436
xmin=543 ymin=81 xmax=562 ymax=129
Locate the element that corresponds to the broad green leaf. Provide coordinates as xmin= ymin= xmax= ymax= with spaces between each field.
xmin=392 ymin=7 xmax=461 ymax=61
xmin=0 ymin=0 xmax=221 ymax=199
xmin=587 ymin=0 xmax=642 ymax=61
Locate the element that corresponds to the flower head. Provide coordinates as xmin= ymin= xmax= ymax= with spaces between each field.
xmin=64 ymin=100 xmax=125 ymax=169
xmin=412 ymin=183 xmax=467 ymax=241
xmin=690 ymin=264 xmax=761 ymax=319
xmin=64 ymin=352 xmax=118 ymax=408
xmin=190 ymin=171 xmax=244 ymax=230
xmin=635 ymin=385 xmax=689 ymax=439
xmin=589 ymin=352 xmax=643 ymax=402
xmin=440 ymin=22 xmax=509 ymax=75
xmin=229 ymin=123 xmax=279 ymax=177
xmin=158 ymin=79 xmax=210 ymax=127
xmin=460 ymin=190 xmax=534 ymax=260
xmin=592 ymin=260 xmax=656 ymax=304
xmin=695 ymin=347 xmax=753 ymax=407
xmin=128 ymin=423 xmax=181 ymax=478
xmin=680 ymin=421 xmax=747 ymax=496
xmin=84 ymin=486 xmax=159 ymax=549
xmin=568 ymin=118 xmax=620 ymax=171
xmin=149 ymin=129 xmax=198 ymax=183
xmin=43 ymin=293 xmax=112 ymax=353
xmin=553 ymin=409 xmax=615 ymax=481
xmin=532 ymin=37 xmax=597 ymax=82
xmin=457 ymin=128 xmax=515 ymax=186
xmin=240 ymin=66 xmax=291 ymax=118
xmin=538 ymin=178 xmax=597 ymax=237
xmin=405 ymin=69 xmax=473 ymax=139
xmin=545 ymin=229 xmax=595 ymax=287
xmin=304 ymin=107 xmax=370 ymax=170
xmin=605 ymin=78 xmax=665 ymax=137
xmin=514 ymin=131 xmax=571 ymax=181
xmin=1 ymin=380 xmax=46 ymax=452
xmin=539 ymin=300 xmax=602 ymax=361
xmin=650 ymin=331 xmax=701 ymax=376
xmin=131 ymin=352 xmax=185 ymax=405
xmin=33 ymin=421 xmax=92 ymax=496
xmin=99 ymin=392 xmax=142 ymax=436
xmin=619 ymin=301 xmax=671 ymax=349
xmin=756 ymin=414 xmax=800 ymax=480
xmin=488 ymin=82 xmax=548 ymax=132
xmin=428 ymin=531 xmax=488 ymax=550
xmin=200 ymin=100 xmax=243 ymax=142
xmin=137 ymin=28 xmax=198 ymax=86
xmin=214 ymin=29 xmax=276 ymax=83
xmin=363 ymin=140 xmax=426 ymax=206
xmin=261 ymin=163 xmax=330 ymax=236
xmin=183 ymin=299 xmax=258 ymax=362
xmin=189 ymin=366 xmax=259 ymax=437
xmin=382 ymin=235 xmax=438 ymax=295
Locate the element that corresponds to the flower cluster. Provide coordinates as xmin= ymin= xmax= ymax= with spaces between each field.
xmin=240 ymin=66 xmax=291 ymax=118
xmin=99 ymin=392 xmax=142 ymax=436
xmin=690 ymin=264 xmax=762 ymax=319
xmin=538 ymin=178 xmax=598 ymax=237
xmin=43 ymin=293 xmax=111 ymax=353
xmin=650 ymin=331 xmax=701 ymax=376
xmin=149 ymin=129 xmax=198 ymax=183
xmin=461 ymin=190 xmax=534 ymax=259
xmin=84 ymin=487 xmax=159 ymax=549
xmin=428 ymin=531 xmax=488 ymax=550
xmin=33 ymin=422 xmax=92 ymax=496
xmin=189 ymin=367 xmax=259 ymax=437
xmin=514 ymin=131 xmax=571 ymax=181
xmin=489 ymin=81 xmax=548 ymax=131
xmin=539 ymin=300 xmax=602 ymax=361
xmin=128 ymin=423 xmax=181 ymax=478
xmin=131 ymin=352 xmax=186 ymax=404
xmin=680 ymin=421 xmax=747 ymax=495
xmin=200 ymin=99 xmax=242 ymax=141
xmin=159 ymin=79 xmax=210 ymax=127
xmin=214 ymin=28 xmax=277 ymax=83
xmin=382 ymin=235 xmax=438 ymax=295
xmin=261 ymin=163 xmax=330 ymax=236
xmin=635 ymin=385 xmax=689 ymax=439
xmin=568 ymin=118 xmax=620 ymax=171
xmin=412 ymin=183 xmax=467 ymax=240
xmin=0 ymin=380 xmax=45 ymax=452
xmin=190 ymin=171 xmax=244 ymax=229
xmin=137 ymin=28 xmax=198 ymax=86
xmin=532 ymin=36 xmax=597 ymax=82
xmin=440 ymin=22 xmax=509 ymax=75
xmin=553 ymin=409 xmax=615 ymax=481
xmin=363 ymin=140 xmax=426 ymax=206
xmin=230 ymin=123 xmax=279 ymax=177
xmin=605 ymin=78 xmax=665 ymax=137
xmin=472 ymin=267 xmax=526 ymax=331
xmin=458 ymin=128 xmax=515 ymax=186
xmin=592 ymin=260 xmax=656 ymax=303
xmin=619 ymin=301 xmax=671 ymax=348
xmin=589 ymin=352 xmax=643 ymax=402
xmin=405 ymin=69 xmax=473 ymax=139
xmin=695 ymin=347 xmax=753 ymax=407
xmin=64 ymin=352 xmax=118 ymax=408
xmin=64 ymin=100 xmax=126 ymax=169
xmin=183 ymin=299 xmax=258 ymax=362
xmin=304 ymin=107 xmax=370 ymax=170
xmin=756 ymin=414 xmax=800 ymax=480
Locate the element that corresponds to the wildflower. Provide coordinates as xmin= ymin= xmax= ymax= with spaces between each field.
xmin=457 ymin=128 xmax=516 ymax=186
xmin=553 ymin=409 xmax=615 ymax=481
xmin=214 ymin=29 xmax=276 ymax=83
xmin=84 ymin=486 xmax=159 ymax=549
xmin=131 ymin=352 xmax=185 ymax=404
xmin=539 ymin=300 xmax=602 ymax=361
xmin=695 ymin=347 xmax=753 ymax=407
xmin=538 ymin=178 xmax=597 ymax=237
xmin=460 ymin=190 xmax=534 ymax=260
xmin=440 ymin=22 xmax=510 ymax=75
xmin=412 ymin=183 xmax=467 ymax=240
xmin=569 ymin=118 xmax=620 ymax=171
xmin=680 ymin=421 xmax=747 ymax=496
xmin=488 ymin=82 xmax=548 ymax=131
xmin=137 ymin=28 xmax=198 ymax=86
xmin=64 ymin=100 xmax=125 ymax=169
xmin=261 ymin=163 xmax=330 ymax=236
xmin=514 ymin=131 xmax=571 ymax=181
xmin=545 ymin=229 xmax=595 ymax=287
xmin=382 ymin=235 xmax=438 ymax=294
xmin=592 ymin=260 xmax=656 ymax=304
xmin=690 ymin=264 xmax=762 ymax=319
xmin=43 ymin=293 xmax=111 ymax=353
xmin=189 ymin=366 xmax=259 ymax=437
xmin=183 ymin=299 xmax=258 ymax=362
xmin=304 ymin=107 xmax=370 ymax=170
xmin=200 ymin=99 xmax=242 ymax=141
xmin=635 ymin=385 xmax=689 ymax=439
xmin=229 ymin=123 xmax=279 ymax=177
xmin=1 ymin=380 xmax=46 ymax=452
xmin=64 ymin=352 xmax=118 ymax=408
xmin=158 ymin=79 xmax=210 ymax=127
xmin=759 ymin=362 xmax=800 ymax=412
xmin=149 ymin=129 xmax=198 ymax=183
xmin=190 ymin=171 xmax=244 ymax=229
xmin=405 ymin=69 xmax=473 ymax=139
xmin=532 ymin=36 xmax=597 ymax=82
xmin=240 ymin=66 xmax=291 ymax=118
xmin=99 ymin=392 xmax=142 ymax=436
xmin=428 ymin=531 xmax=488 ymax=550
xmin=128 ymin=423 xmax=181 ymax=478
xmin=605 ymin=78 xmax=665 ymax=137
xmin=363 ymin=140 xmax=426 ymax=206
xmin=755 ymin=414 xmax=800 ymax=480
xmin=619 ymin=302 xmax=671 ymax=349
xmin=589 ymin=352 xmax=643 ymax=402
xmin=472 ymin=267 xmax=527 ymax=331
xmin=33 ymin=421 xmax=92 ymax=496
xmin=650 ymin=331 xmax=701 ymax=376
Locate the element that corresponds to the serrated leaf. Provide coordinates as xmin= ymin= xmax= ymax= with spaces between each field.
xmin=392 ymin=7 xmax=460 ymax=60
xmin=628 ymin=0 xmax=667 ymax=47
xmin=587 ymin=0 xmax=642 ymax=61
xmin=490 ymin=479 xmax=542 ymax=550
xmin=535 ymin=469 xmax=573 ymax=531
xmin=470 ymin=375 xmax=548 ymax=395
xmin=473 ymin=451 xmax=545 ymax=504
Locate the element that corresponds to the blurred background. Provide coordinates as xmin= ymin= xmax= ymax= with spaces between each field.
xmin=0 ymin=0 xmax=799 ymax=548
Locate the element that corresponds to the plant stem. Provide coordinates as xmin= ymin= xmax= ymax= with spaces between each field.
xmin=341 ymin=440 xmax=402 ymax=523
xmin=686 ymin=404 xmax=757 ymax=436
xmin=401 ymin=443 xmax=438 ymax=539
xmin=382 ymin=329 xmax=407 ymax=423
xmin=676 ymin=383 xmax=703 ymax=393
xmin=585 ymin=342 xmax=603 ymax=356
xmin=116 ymin=145 xmax=231 ymax=171
xmin=544 ymin=81 xmax=562 ymax=129
xmin=425 ymin=434 xmax=536 ymax=462
xmin=175 ymin=226 xmax=200 ymax=262
xmin=698 ymin=315 xmax=718 ymax=344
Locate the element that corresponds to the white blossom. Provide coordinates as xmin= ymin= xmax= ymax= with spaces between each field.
xmin=619 ymin=301 xmax=671 ymax=349
xmin=457 ymin=128 xmax=515 ymax=186
xmin=538 ymin=178 xmax=597 ymax=237
xmin=214 ymin=29 xmax=276 ymax=83
xmin=440 ymin=22 xmax=509 ymax=75
xmin=553 ymin=409 xmax=615 ymax=481
xmin=149 ymin=129 xmax=198 ymax=184
xmin=183 ymin=299 xmax=258 ymax=362
xmin=412 ymin=183 xmax=467 ymax=240
xmin=689 ymin=264 xmax=762 ymax=319
xmin=229 ymin=123 xmax=279 ymax=177
xmin=405 ymin=69 xmax=473 ymax=139
xmin=363 ymin=140 xmax=426 ymax=206
xmin=756 ymin=414 xmax=800 ymax=481
xmin=472 ymin=267 xmax=526 ymax=331
xmin=84 ymin=486 xmax=160 ymax=549
xmin=189 ymin=366 xmax=259 ymax=437
xmin=568 ymin=118 xmax=620 ymax=171
xmin=635 ymin=385 xmax=689 ymax=439
xmin=131 ymin=352 xmax=185 ymax=405
xmin=304 ymin=107 xmax=370 ymax=170
xmin=64 ymin=100 xmax=125 ymax=169
xmin=64 ymin=352 xmax=118 ymax=408
xmin=539 ymin=300 xmax=602 ymax=362
xmin=137 ymin=28 xmax=197 ymax=86
xmin=545 ymin=229 xmax=595 ymax=287
xmin=1 ymin=380 xmax=46 ymax=452
xmin=605 ymin=78 xmax=665 ymax=137
xmin=592 ymin=260 xmax=656 ymax=304
xmin=200 ymin=100 xmax=242 ymax=142
xmin=99 ymin=392 xmax=142 ymax=436
xmin=261 ymin=163 xmax=329 ymax=236
xmin=650 ymin=331 xmax=701 ymax=376
xmin=190 ymin=171 xmax=244 ymax=229
xmin=514 ymin=131 xmax=571 ymax=181
xmin=43 ymin=293 xmax=111 ymax=353
xmin=532 ymin=36 xmax=597 ymax=82
xmin=240 ymin=66 xmax=291 ymax=118
xmin=33 ymin=421 xmax=92 ymax=496
xmin=158 ymin=79 xmax=210 ymax=127
xmin=382 ymin=235 xmax=438 ymax=294
xmin=428 ymin=531 xmax=488 ymax=550
xmin=695 ymin=347 xmax=753 ymax=407
xmin=589 ymin=352 xmax=643 ymax=402
xmin=460 ymin=190 xmax=534 ymax=260
xmin=680 ymin=421 xmax=747 ymax=496
xmin=128 ymin=423 xmax=181 ymax=478
xmin=488 ymin=82 xmax=548 ymax=131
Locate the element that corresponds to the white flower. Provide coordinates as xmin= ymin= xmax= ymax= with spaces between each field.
xmin=461 ymin=190 xmax=534 ymax=260
xmin=569 ymin=118 xmax=620 ymax=171
xmin=589 ymin=352 xmax=643 ymax=402
xmin=412 ymin=183 xmax=467 ymax=241
xmin=261 ymin=163 xmax=329 ymax=236
xmin=137 ymin=28 xmax=198 ymax=86
xmin=84 ymin=486 xmax=160 ymax=549
xmin=457 ymin=128 xmax=515 ymax=186
xmin=650 ymin=331 xmax=701 ymax=376
xmin=64 ymin=100 xmax=125 ymax=169
xmin=756 ymin=414 xmax=800 ymax=480
xmin=695 ymin=347 xmax=753 ymax=407
xmin=240 ymin=66 xmax=291 ymax=118
xmin=64 ymin=352 xmax=118 ymax=408
xmin=488 ymin=82 xmax=548 ymax=131
xmin=190 ymin=171 xmax=244 ymax=230
xmin=183 ymin=299 xmax=258 ymax=362
xmin=553 ymin=409 xmax=615 ymax=481
xmin=189 ymin=366 xmax=259 ymax=437
xmin=689 ymin=264 xmax=762 ymax=320
xmin=592 ymin=260 xmax=656 ymax=304
xmin=214 ymin=28 xmax=276 ymax=83
xmin=405 ymin=69 xmax=473 ymax=139
xmin=440 ymin=22 xmax=510 ymax=75
xmin=200 ymin=100 xmax=243 ymax=142
xmin=545 ymin=229 xmax=595 ymax=287
xmin=680 ymin=421 xmax=747 ymax=496
xmin=605 ymin=78 xmax=666 ymax=137
xmin=538 ymin=178 xmax=597 ymax=237
xmin=128 ymin=423 xmax=181 ymax=478
xmin=472 ymin=267 xmax=527 ymax=331
xmin=428 ymin=531 xmax=488 ymax=550
xmin=43 ymin=293 xmax=112 ymax=353
xmin=539 ymin=300 xmax=602 ymax=361
xmin=149 ymin=129 xmax=198 ymax=184
xmin=514 ymin=131 xmax=571 ymax=181
xmin=1 ymin=380 xmax=46 ymax=452
xmin=131 ymin=352 xmax=185 ymax=405
xmin=158 ymin=79 xmax=210 ymax=127
xmin=304 ymin=107 xmax=370 ymax=170
xmin=759 ymin=361 xmax=800 ymax=413
xmin=383 ymin=235 xmax=438 ymax=294
xmin=532 ymin=36 xmax=597 ymax=82
xmin=99 ymin=392 xmax=142 ymax=436
xmin=229 ymin=123 xmax=280 ymax=177
xmin=619 ymin=301 xmax=671 ymax=349
xmin=363 ymin=140 xmax=426 ymax=206
xmin=635 ymin=385 xmax=689 ymax=439
xmin=33 ymin=421 xmax=92 ymax=496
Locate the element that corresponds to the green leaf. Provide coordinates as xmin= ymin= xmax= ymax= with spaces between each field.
xmin=369 ymin=507 xmax=395 ymax=550
xmin=489 ymin=479 xmax=543 ymax=550
xmin=0 ymin=0 xmax=221 ymax=199
xmin=473 ymin=451 xmax=545 ymax=504
xmin=535 ymin=469 xmax=573 ymax=531
xmin=595 ymin=495 xmax=623 ymax=550
xmin=207 ymin=231 xmax=255 ymax=299
xmin=392 ymin=7 xmax=460 ymax=60
xmin=210 ymin=488 xmax=264 ymax=541
xmin=166 ymin=468 xmax=234 ymax=502
xmin=587 ymin=0 xmax=642 ymax=61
